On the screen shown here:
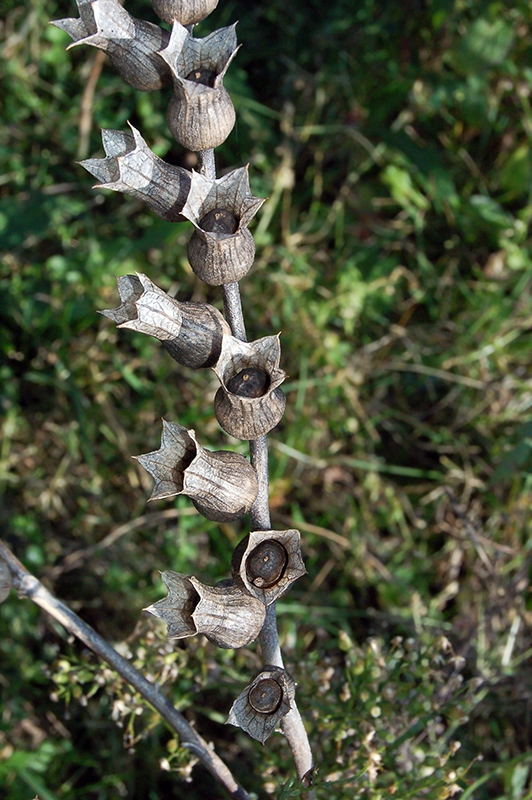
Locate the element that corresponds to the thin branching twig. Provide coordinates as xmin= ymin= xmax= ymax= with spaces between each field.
xmin=0 ymin=540 xmax=251 ymax=800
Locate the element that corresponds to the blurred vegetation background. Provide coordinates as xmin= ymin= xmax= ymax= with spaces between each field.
xmin=1 ymin=0 xmax=532 ymax=797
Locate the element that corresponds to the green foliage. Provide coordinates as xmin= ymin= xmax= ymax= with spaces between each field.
xmin=2 ymin=0 xmax=532 ymax=798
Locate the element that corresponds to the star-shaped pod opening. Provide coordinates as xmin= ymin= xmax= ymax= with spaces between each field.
xmin=160 ymin=22 xmax=239 ymax=150
xmin=213 ymin=334 xmax=286 ymax=440
xmin=145 ymin=571 xmax=266 ymax=649
xmin=231 ymin=529 xmax=306 ymax=605
xmin=101 ymin=273 xmax=230 ymax=368
xmin=52 ymin=0 xmax=171 ymax=91
xmin=81 ymin=124 xmax=191 ymax=222
xmin=182 ymin=167 xmax=264 ymax=285
xmin=134 ymin=421 xmax=258 ymax=522
xmin=227 ymin=667 xmax=296 ymax=743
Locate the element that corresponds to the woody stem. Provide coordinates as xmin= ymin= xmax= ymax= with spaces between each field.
xmin=197 ymin=147 xmax=314 ymax=785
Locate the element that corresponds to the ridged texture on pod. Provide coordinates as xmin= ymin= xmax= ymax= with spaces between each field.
xmin=0 ymin=557 xmax=12 ymax=604
xmin=151 ymin=0 xmax=219 ymax=26
xmin=159 ymin=22 xmax=238 ymax=150
xmin=52 ymin=0 xmax=171 ymax=91
xmin=227 ymin=667 xmax=296 ymax=743
xmin=214 ymin=334 xmax=287 ymax=440
xmin=181 ymin=167 xmax=264 ymax=285
xmin=134 ymin=421 xmax=258 ymax=522
xmin=80 ymin=124 xmax=191 ymax=222
xmin=145 ymin=571 xmax=266 ymax=649
xmin=101 ymin=273 xmax=230 ymax=369
xmin=231 ymin=529 xmax=306 ymax=605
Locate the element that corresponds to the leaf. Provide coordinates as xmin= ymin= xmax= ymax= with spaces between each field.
xmin=454 ymin=18 xmax=514 ymax=73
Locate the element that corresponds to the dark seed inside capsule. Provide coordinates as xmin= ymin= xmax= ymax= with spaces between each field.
xmin=185 ymin=68 xmax=216 ymax=88
xmin=200 ymin=208 xmax=239 ymax=235
xmin=247 ymin=540 xmax=288 ymax=588
xmin=226 ymin=368 xmax=270 ymax=398
xmin=249 ymin=678 xmax=283 ymax=714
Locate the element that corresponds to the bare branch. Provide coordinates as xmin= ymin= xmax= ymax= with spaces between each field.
xmin=0 ymin=540 xmax=251 ymax=800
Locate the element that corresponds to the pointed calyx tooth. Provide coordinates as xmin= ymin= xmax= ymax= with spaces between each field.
xmin=227 ymin=667 xmax=296 ymax=743
xmin=145 ymin=571 xmax=266 ymax=649
xmin=134 ymin=421 xmax=258 ymax=522
xmin=213 ymin=334 xmax=286 ymax=440
xmin=0 ymin=557 xmax=12 ymax=604
xmin=181 ymin=167 xmax=265 ymax=286
xmin=160 ymin=22 xmax=239 ymax=150
xmin=101 ymin=273 xmax=230 ymax=368
xmin=231 ymin=529 xmax=306 ymax=605
xmin=80 ymin=125 xmax=191 ymax=222
xmin=151 ymin=0 xmax=220 ymax=26
xmin=51 ymin=0 xmax=171 ymax=91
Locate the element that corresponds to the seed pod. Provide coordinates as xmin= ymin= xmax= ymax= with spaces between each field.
xmin=52 ymin=0 xmax=171 ymax=92
xmin=135 ymin=421 xmax=258 ymax=522
xmin=0 ymin=557 xmax=12 ymax=604
xmin=80 ymin=124 xmax=191 ymax=222
xmin=159 ymin=22 xmax=239 ymax=150
xmin=101 ymin=273 xmax=230 ymax=369
xmin=214 ymin=335 xmax=286 ymax=440
xmin=227 ymin=667 xmax=296 ymax=743
xmin=151 ymin=0 xmax=219 ymax=26
xmin=182 ymin=167 xmax=264 ymax=286
xmin=145 ymin=571 xmax=266 ymax=649
xmin=231 ymin=529 xmax=306 ymax=605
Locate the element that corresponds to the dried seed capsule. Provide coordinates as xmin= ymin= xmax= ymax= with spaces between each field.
xmin=52 ymin=0 xmax=171 ymax=92
xmin=160 ymin=22 xmax=238 ymax=151
xmin=145 ymin=571 xmax=266 ymax=649
xmin=151 ymin=0 xmax=220 ymax=27
xmin=135 ymin=421 xmax=258 ymax=522
xmin=214 ymin=335 xmax=286 ymax=440
xmin=182 ymin=167 xmax=264 ymax=285
xmin=232 ymin=530 xmax=306 ymax=605
xmin=227 ymin=667 xmax=296 ymax=743
xmin=80 ymin=124 xmax=191 ymax=222
xmin=101 ymin=273 xmax=230 ymax=369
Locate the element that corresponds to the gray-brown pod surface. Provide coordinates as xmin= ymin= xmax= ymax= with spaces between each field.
xmin=231 ymin=529 xmax=306 ymax=605
xmin=159 ymin=22 xmax=238 ymax=151
xmin=101 ymin=273 xmax=230 ymax=369
xmin=52 ymin=0 xmax=171 ymax=92
xmin=145 ymin=571 xmax=266 ymax=649
xmin=226 ymin=666 xmax=296 ymax=743
xmin=135 ymin=421 xmax=258 ymax=522
xmin=151 ymin=0 xmax=219 ymax=26
xmin=0 ymin=557 xmax=12 ymax=604
xmin=214 ymin=334 xmax=287 ymax=440
xmin=81 ymin=124 xmax=191 ymax=222
xmin=181 ymin=167 xmax=264 ymax=286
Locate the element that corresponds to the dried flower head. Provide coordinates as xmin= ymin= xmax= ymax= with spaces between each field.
xmin=232 ymin=529 xmax=306 ymax=605
xmin=146 ymin=571 xmax=266 ymax=649
xmin=135 ymin=421 xmax=258 ymax=522
xmin=151 ymin=0 xmax=219 ymax=26
xmin=214 ymin=334 xmax=287 ymax=440
xmin=160 ymin=22 xmax=238 ymax=150
xmin=182 ymin=167 xmax=264 ymax=285
xmin=101 ymin=273 xmax=230 ymax=369
xmin=80 ymin=125 xmax=191 ymax=222
xmin=227 ymin=667 xmax=296 ymax=743
xmin=52 ymin=0 xmax=171 ymax=91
